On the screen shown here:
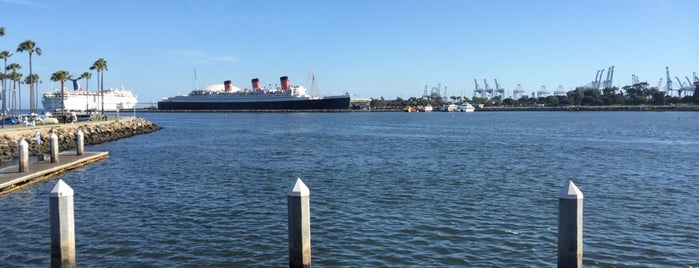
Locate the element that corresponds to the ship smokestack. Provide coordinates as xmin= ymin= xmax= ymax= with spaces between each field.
xmin=280 ymin=76 xmax=290 ymax=91
xmin=251 ymin=78 xmax=261 ymax=91
xmin=224 ymin=80 xmax=232 ymax=92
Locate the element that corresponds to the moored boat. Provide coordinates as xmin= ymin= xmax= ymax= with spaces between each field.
xmin=42 ymin=81 xmax=138 ymax=112
xmin=458 ymin=103 xmax=475 ymax=112
xmin=157 ymin=75 xmax=350 ymax=111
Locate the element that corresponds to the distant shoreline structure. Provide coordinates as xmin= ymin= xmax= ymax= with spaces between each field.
xmin=138 ymin=104 xmax=699 ymax=112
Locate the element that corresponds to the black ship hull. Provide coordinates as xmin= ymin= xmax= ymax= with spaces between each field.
xmin=157 ymin=96 xmax=350 ymax=111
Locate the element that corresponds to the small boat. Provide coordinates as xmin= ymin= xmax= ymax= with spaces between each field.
xmin=441 ymin=103 xmax=459 ymax=112
xmin=458 ymin=103 xmax=475 ymax=112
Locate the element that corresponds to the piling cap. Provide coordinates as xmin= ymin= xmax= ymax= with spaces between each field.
xmin=50 ymin=133 xmax=58 ymax=139
xmin=50 ymin=179 xmax=74 ymax=198
xmin=559 ymin=180 xmax=583 ymax=199
xmin=288 ymin=178 xmax=310 ymax=197
xmin=77 ymin=130 xmax=83 ymax=136
xmin=19 ymin=139 xmax=28 ymax=146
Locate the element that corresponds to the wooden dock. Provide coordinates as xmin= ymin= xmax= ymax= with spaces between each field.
xmin=0 ymin=151 xmax=109 ymax=194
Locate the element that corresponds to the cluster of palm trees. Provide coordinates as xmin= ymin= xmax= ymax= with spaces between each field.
xmin=1 ymin=24 xmax=109 ymax=119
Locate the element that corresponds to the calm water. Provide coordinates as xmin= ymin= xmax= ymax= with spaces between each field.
xmin=1 ymin=112 xmax=698 ymax=267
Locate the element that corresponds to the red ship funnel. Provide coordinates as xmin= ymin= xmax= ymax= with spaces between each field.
xmin=280 ymin=76 xmax=289 ymax=90
xmin=224 ymin=80 xmax=232 ymax=92
xmin=251 ymin=78 xmax=261 ymax=90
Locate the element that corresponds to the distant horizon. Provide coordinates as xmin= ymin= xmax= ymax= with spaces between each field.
xmin=1 ymin=0 xmax=697 ymax=107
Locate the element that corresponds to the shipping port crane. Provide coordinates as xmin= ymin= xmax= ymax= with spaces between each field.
xmin=513 ymin=84 xmax=525 ymax=100
xmin=494 ymin=79 xmax=505 ymax=98
xmin=473 ymin=79 xmax=484 ymax=98
xmin=665 ymin=66 xmax=673 ymax=96
xmin=483 ymin=79 xmax=493 ymax=98
xmin=554 ymin=85 xmax=567 ymax=96
xmin=537 ymin=85 xmax=549 ymax=98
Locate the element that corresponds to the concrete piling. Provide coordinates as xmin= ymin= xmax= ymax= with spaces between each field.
xmin=288 ymin=178 xmax=311 ymax=268
xmin=36 ymin=131 xmax=44 ymax=161
xmin=76 ymin=130 xmax=84 ymax=156
xmin=558 ymin=180 xmax=583 ymax=268
xmin=50 ymin=133 xmax=59 ymax=163
xmin=19 ymin=139 xmax=29 ymax=172
xmin=50 ymin=179 xmax=76 ymax=268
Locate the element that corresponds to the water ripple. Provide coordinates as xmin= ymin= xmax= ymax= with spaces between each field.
xmin=1 ymin=112 xmax=698 ymax=266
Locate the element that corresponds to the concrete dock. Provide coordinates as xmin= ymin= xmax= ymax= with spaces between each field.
xmin=0 ymin=151 xmax=108 ymax=194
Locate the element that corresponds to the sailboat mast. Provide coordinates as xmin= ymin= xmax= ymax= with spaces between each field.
xmin=194 ymin=68 xmax=200 ymax=90
xmin=311 ymin=69 xmax=319 ymax=98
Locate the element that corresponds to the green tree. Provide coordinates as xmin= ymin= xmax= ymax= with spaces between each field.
xmin=502 ymin=97 xmax=515 ymax=106
xmin=6 ymin=62 xmax=21 ymax=114
xmin=545 ymin=96 xmax=560 ymax=106
xmin=370 ymin=96 xmax=387 ymax=109
xmin=50 ymin=70 xmax=70 ymax=112
xmin=90 ymin=58 xmax=107 ymax=117
xmin=23 ymin=74 xmax=39 ymax=89
xmin=568 ymin=88 xmax=584 ymax=106
xmin=0 ymin=51 xmax=11 ymax=114
xmin=17 ymin=40 xmax=41 ymax=113
xmin=81 ymin=72 xmax=92 ymax=91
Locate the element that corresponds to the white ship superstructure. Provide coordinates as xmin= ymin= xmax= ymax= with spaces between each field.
xmin=42 ymin=87 xmax=138 ymax=112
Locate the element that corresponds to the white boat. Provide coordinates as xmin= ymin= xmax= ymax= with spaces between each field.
xmin=42 ymin=86 xmax=138 ymax=112
xmin=441 ymin=103 xmax=459 ymax=112
xmin=458 ymin=103 xmax=475 ymax=112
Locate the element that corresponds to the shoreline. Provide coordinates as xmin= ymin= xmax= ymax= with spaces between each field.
xmin=0 ymin=117 xmax=161 ymax=166
xmin=474 ymin=105 xmax=699 ymax=112
xmin=134 ymin=104 xmax=699 ymax=113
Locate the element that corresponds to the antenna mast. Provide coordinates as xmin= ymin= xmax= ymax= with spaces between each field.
xmin=311 ymin=69 xmax=319 ymax=98
xmin=194 ymin=68 xmax=200 ymax=90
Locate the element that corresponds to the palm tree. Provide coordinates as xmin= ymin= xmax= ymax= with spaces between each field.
xmin=0 ymin=26 xmax=4 ymax=37
xmin=50 ymin=70 xmax=70 ymax=113
xmin=17 ymin=40 xmax=41 ymax=113
xmin=6 ymin=63 xmax=21 ymax=115
xmin=81 ymin=72 xmax=92 ymax=111
xmin=24 ymin=74 xmax=40 ymax=112
xmin=90 ymin=58 xmax=107 ymax=117
xmin=0 ymin=51 xmax=11 ymax=115
xmin=81 ymin=72 xmax=92 ymax=91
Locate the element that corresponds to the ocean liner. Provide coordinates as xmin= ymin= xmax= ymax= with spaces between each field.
xmin=42 ymin=80 xmax=138 ymax=112
xmin=157 ymin=75 xmax=350 ymax=111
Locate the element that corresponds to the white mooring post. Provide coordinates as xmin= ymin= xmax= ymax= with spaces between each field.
xmin=50 ymin=179 xmax=76 ymax=268
xmin=36 ymin=131 xmax=43 ymax=161
xmin=19 ymin=139 xmax=29 ymax=172
xmin=76 ymin=130 xmax=84 ymax=156
xmin=288 ymin=178 xmax=311 ymax=268
xmin=50 ymin=133 xmax=59 ymax=163
xmin=558 ymin=180 xmax=583 ymax=268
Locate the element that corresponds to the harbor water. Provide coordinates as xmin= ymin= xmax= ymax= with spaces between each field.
xmin=1 ymin=111 xmax=697 ymax=267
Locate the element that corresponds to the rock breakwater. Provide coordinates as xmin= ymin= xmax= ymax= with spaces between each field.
xmin=0 ymin=118 xmax=161 ymax=165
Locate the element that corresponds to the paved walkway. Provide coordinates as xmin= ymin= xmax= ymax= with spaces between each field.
xmin=0 ymin=151 xmax=108 ymax=194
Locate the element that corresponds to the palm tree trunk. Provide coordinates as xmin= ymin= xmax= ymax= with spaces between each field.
xmin=100 ymin=71 xmax=104 ymax=118
xmin=61 ymin=81 xmax=65 ymax=112
xmin=29 ymin=54 xmax=34 ymax=113
xmin=18 ymin=81 xmax=21 ymax=115
xmin=1 ymin=60 xmax=6 ymax=115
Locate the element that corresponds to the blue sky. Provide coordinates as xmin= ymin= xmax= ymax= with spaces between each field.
xmin=1 ymin=0 xmax=697 ymax=107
